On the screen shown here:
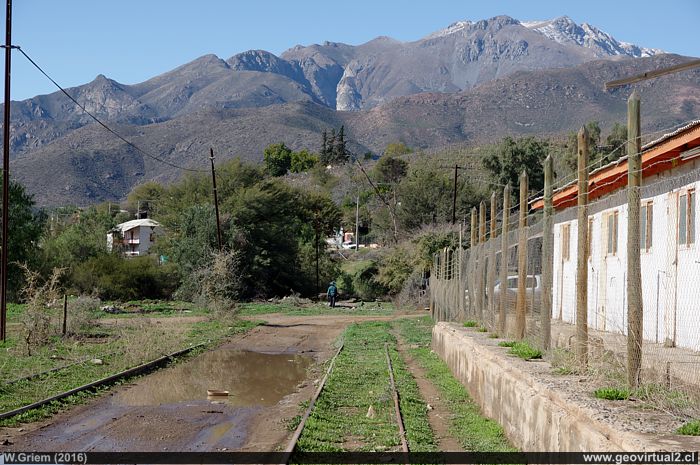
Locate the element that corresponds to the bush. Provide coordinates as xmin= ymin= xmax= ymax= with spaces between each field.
xmin=67 ymin=296 xmax=101 ymax=335
xmin=464 ymin=321 xmax=478 ymax=327
xmin=185 ymin=250 xmax=243 ymax=315
xmin=19 ymin=266 xmax=63 ymax=355
xmin=351 ymin=261 xmax=387 ymax=301
xmin=72 ymin=255 xmax=179 ymax=301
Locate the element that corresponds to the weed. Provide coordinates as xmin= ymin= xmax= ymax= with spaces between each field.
xmin=463 ymin=321 xmax=478 ymax=328
xmin=594 ymin=387 xmax=630 ymax=400
xmin=488 ymin=333 xmax=499 ymax=339
xmin=393 ymin=317 xmax=515 ymax=452
xmin=676 ymin=420 xmax=700 ymax=436
xmin=550 ymin=348 xmax=579 ymax=375
xmin=507 ymin=342 xmax=543 ymax=360
xmin=478 ymin=327 xmax=488 ymax=333
xmin=296 ymin=321 xmax=436 ymax=452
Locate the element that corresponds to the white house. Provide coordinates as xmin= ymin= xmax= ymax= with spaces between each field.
xmin=107 ymin=218 xmax=162 ymax=257
xmin=534 ymin=120 xmax=700 ymax=351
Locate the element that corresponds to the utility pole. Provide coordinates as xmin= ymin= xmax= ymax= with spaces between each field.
xmin=452 ymin=164 xmax=458 ymax=224
xmin=1 ymin=0 xmax=12 ymax=342
xmin=355 ymin=195 xmax=360 ymax=249
xmin=209 ymin=148 xmax=222 ymax=251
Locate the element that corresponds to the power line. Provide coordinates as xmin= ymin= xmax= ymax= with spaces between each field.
xmin=16 ymin=46 xmax=205 ymax=173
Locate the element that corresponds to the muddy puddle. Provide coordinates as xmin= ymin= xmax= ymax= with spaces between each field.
xmin=115 ymin=350 xmax=312 ymax=407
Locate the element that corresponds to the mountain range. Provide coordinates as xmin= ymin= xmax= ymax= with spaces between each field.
xmin=6 ymin=15 xmax=699 ymax=206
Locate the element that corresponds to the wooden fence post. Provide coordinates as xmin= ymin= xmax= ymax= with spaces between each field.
xmin=62 ymin=294 xmax=68 ymax=336
xmin=488 ymin=192 xmax=497 ymax=328
xmin=469 ymin=207 xmax=478 ymax=316
xmin=499 ymin=184 xmax=511 ymax=335
xmin=576 ymin=126 xmax=589 ymax=367
xmin=515 ymin=171 xmax=528 ymax=339
xmin=542 ymin=156 xmax=553 ymax=350
xmin=478 ymin=201 xmax=486 ymax=320
xmin=627 ymin=91 xmax=643 ymax=389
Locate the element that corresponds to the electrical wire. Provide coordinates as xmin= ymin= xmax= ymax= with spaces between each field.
xmin=16 ymin=47 xmax=205 ymax=173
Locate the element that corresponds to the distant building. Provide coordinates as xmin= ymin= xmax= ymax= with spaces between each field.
xmin=107 ymin=219 xmax=162 ymax=257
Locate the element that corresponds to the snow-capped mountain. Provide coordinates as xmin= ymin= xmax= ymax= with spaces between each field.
xmin=521 ymin=16 xmax=664 ymax=58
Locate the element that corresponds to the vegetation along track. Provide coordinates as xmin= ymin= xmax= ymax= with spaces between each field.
xmin=288 ymin=321 xmax=435 ymax=455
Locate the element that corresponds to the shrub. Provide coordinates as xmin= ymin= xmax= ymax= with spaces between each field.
xmin=18 ymin=266 xmax=64 ymax=354
xmin=66 ymin=296 xmax=101 ymax=335
xmin=352 ymin=261 xmax=387 ymax=301
xmin=594 ymin=387 xmax=630 ymax=400
xmin=72 ymin=255 xmax=179 ymax=301
xmin=463 ymin=321 xmax=478 ymax=327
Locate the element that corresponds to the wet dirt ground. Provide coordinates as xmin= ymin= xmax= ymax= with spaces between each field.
xmin=2 ymin=313 xmax=416 ymax=452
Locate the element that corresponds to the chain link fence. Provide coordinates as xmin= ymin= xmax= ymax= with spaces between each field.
xmin=430 ymin=121 xmax=700 ymax=422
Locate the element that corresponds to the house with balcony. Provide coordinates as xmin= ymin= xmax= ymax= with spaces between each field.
xmin=107 ymin=219 xmax=162 ymax=257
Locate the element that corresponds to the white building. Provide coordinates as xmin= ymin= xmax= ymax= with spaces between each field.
xmin=107 ymin=218 xmax=162 ymax=257
xmin=536 ymin=120 xmax=700 ymax=351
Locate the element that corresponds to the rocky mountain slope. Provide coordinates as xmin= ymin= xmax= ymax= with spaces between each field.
xmin=12 ymin=53 xmax=699 ymax=207
xmin=3 ymin=15 xmax=696 ymax=206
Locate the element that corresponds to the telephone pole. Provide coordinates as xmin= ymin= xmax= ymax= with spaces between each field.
xmin=209 ymin=148 xmax=222 ymax=251
xmin=1 ymin=0 xmax=12 ymax=342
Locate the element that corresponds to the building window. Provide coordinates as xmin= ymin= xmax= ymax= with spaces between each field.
xmin=606 ymin=211 xmax=618 ymax=255
xmin=640 ymin=201 xmax=653 ymax=252
xmin=679 ymin=190 xmax=695 ymax=246
xmin=562 ymin=223 xmax=570 ymax=261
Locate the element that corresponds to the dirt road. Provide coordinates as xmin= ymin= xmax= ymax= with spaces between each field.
xmin=2 ymin=313 xmax=416 ymax=452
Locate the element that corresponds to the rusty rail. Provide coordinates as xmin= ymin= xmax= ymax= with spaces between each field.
xmin=385 ymin=342 xmax=410 ymax=454
xmin=0 ymin=342 xmax=206 ymax=421
xmin=284 ymin=341 xmax=344 ymax=460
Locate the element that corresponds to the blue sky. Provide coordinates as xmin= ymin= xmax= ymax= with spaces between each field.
xmin=8 ymin=0 xmax=700 ymax=100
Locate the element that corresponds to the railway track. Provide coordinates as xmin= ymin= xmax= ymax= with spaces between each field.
xmin=284 ymin=338 xmax=410 ymax=461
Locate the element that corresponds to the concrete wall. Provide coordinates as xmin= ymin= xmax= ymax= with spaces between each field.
xmin=432 ymin=322 xmax=699 ymax=451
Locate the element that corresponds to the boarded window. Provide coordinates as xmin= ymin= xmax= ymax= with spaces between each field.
xmin=562 ymin=223 xmax=570 ymax=261
xmin=640 ymin=201 xmax=653 ymax=251
xmin=606 ymin=211 xmax=618 ymax=255
xmin=679 ymin=190 xmax=695 ymax=246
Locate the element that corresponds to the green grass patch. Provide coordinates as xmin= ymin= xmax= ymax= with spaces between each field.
xmin=478 ymin=327 xmax=488 ymax=333
xmin=237 ymin=301 xmax=395 ymax=317
xmin=393 ymin=317 xmax=515 ymax=452
xmin=497 ymin=341 xmax=517 ymax=348
xmin=296 ymin=321 xmax=436 ymax=452
xmin=676 ymin=420 xmax=700 ymax=436
xmin=0 ymin=305 xmax=261 ymax=426
xmin=463 ymin=321 xmax=478 ymax=328
xmin=594 ymin=387 xmax=630 ymax=400
xmin=507 ymin=342 xmax=543 ymax=360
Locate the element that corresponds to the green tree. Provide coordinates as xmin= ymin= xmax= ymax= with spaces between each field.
xmin=482 ymin=136 xmax=550 ymax=200
xmin=383 ymin=141 xmax=412 ymax=157
xmin=332 ymin=125 xmax=349 ymax=164
xmin=374 ymin=155 xmax=408 ymax=184
xmin=5 ymin=180 xmax=46 ymax=300
xmin=563 ymin=121 xmax=602 ymax=172
xmin=290 ymin=149 xmax=319 ymax=173
xmin=263 ymin=143 xmax=292 ymax=176
xmin=602 ymin=122 xmax=628 ymax=163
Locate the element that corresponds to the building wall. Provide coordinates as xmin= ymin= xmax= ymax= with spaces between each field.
xmin=552 ymin=162 xmax=700 ymax=351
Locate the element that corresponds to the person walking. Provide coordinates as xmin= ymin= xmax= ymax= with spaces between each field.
xmin=327 ymin=281 xmax=338 ymax=308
